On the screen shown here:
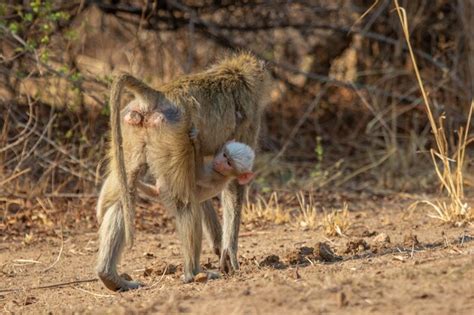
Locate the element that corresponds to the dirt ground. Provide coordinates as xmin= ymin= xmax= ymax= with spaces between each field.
xmin=1 ymin=193 xmax=473 ymax=315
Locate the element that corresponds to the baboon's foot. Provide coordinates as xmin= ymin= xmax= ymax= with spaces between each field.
xmin=98 ymin=271 xmax=144 ymax=292
xmin=219 ymin=248 xmax=239 ymax=274
xmin=182 ymin=270 xmax=195 ymax=284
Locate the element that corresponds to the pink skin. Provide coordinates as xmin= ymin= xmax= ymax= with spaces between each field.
xmin=144 ymin=112 xmax=164 ymax=128
xmin=123 ymin=110 xmax=164 ymax=128
xmin=213 ymin=152 xmax=255 ymax=185
xmin=123 ymin=110 xmax=143 ymax=126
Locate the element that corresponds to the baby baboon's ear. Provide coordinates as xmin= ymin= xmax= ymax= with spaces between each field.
xmin=237 ymin=172 xmax=255 ymax=185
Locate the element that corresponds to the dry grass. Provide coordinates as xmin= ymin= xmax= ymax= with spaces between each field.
xmin=243 ymin=192 xmax=290 ymax=225
xmin=393 ymin=0 xmax=473 ymax=225
xmin=322 ymin=203 xmax=350 ymax=237
xmin=295 ymin=192 xmax=318 ymax=229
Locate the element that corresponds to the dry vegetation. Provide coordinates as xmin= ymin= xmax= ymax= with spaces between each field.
xmin=0 ymin=0 xmax=473 ymax=314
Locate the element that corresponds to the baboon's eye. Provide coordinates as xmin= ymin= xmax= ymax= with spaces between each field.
xmin=227 ymin=159 xmax=232 ymax=167
xmin=223 ymin=153 xmax=227 ymax=159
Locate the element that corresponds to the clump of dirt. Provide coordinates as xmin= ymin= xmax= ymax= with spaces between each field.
xmin=371 ymin=232 xmax=391 ymax=253
xmin=314 ymin=242 xmax=342 ymax=262
xmin=285 ymin=246 xmax=315 ymax=265
xmin=345 ymin=239 xmax=370 ymax=254
xmin=361 ymin=230 xmax=377 ymax=237
xmin=194 ymin=272 xmax=209 ymax=283
xmin=373 ymin=232 xmax=391 ymax=244
xmin=259 ymin=254 xmax=286 ymax=269
xmin=143 ymin=262 xmax=178 ymax=277
xmin=403 ymin=233 xmax=421 ymax=248
xmin=285 ymin=243 xmax=341 ymax=265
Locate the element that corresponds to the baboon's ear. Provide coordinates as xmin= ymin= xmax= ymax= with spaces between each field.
xmin=237 ymin=172 xmax=255 ymax=185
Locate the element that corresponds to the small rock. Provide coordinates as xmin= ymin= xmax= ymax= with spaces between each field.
xmin=361 ymin=230 xmax=377 ymax=237
xmin=143 ymin=268 xmax=154 ymax=277
xmin=260 ymin=254 xmax=286 ymax=269
xmin=143 ymin=263 xmax=177 ymax=277
xmin=194 ymin=272 xmax=208 ymax=283
xmin=403 ymin=233 xmax=420 ymax=247
xmin=315 ymin=242 xmax=342 ymax=262
xmin=373 ymin=232 xmax=391 ymax=244
xmin=144 ymin=252 xmax=155 ymax=258
xmin=345 ymin=239 xmax=370 ymax=254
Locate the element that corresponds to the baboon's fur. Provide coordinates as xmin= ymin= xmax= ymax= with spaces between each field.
xmin=96 ymin=52 xmax=268 ymax=290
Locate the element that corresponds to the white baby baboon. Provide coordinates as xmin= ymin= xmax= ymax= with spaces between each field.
xmin=139 ymin=141 xmax=255 ymax=202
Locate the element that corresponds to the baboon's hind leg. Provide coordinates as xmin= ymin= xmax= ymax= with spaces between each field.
xmin=96 ymin=203 xmax=143 ymax=291
xmin=96 ymin=160 xmax=145 ymax=291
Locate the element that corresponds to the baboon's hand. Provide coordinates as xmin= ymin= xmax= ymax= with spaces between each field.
xmin=219 ymin=248 xmax=239 ymax=274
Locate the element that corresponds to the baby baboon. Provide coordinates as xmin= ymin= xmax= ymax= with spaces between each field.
xmin=96 ymin=53 xmax=268 ymax=291
xmin=139 ymin=140 xmax=255 ymax=202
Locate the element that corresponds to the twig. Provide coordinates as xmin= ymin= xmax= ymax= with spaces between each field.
xmin=42 ymin=226 xmax=64 ymax=273
xmin=0 ymin=168 xmax=31 ymax=187
xmin=0 ymin=278 xmax=98 ymax=293
xmin=148 ymin=264 xmax=169 ymax=289
xmin=75 ymin=286 xmax=115 ymax=298
xmin=0 ymin=99 xmax=36 ymax=153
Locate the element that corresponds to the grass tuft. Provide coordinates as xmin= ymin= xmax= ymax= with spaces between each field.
xmin=322 ymin=203 xmax=350 ymax=237
xmin=394 ymin=0 xmax=473 ymax=225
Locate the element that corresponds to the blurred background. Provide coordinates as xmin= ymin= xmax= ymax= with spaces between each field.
xmin=0 ymin=0 xmax=472 ymax=204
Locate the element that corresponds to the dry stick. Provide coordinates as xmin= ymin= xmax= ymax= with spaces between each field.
xmin=0 ymin=168 xmax=31 ymax=187
xmin=15 ymin=120 xmax=96 ymax=177
xmin=0 ymin=278 xmax=98 ymax=293
xmin=0 ymin=99 xmax=36 ymax=153
xmin=12 ymin=114 xmax=57 ymax=174
xmin=42 ymin=226 xmax=64 ymax=273
xmin=34 ymin=151 xmax=95 ymax=183
xmin=74 ymin=287 xmax=115 ymax=298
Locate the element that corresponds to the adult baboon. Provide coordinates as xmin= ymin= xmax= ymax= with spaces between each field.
xmin=96 ymin=53 xmax=268 ymax=291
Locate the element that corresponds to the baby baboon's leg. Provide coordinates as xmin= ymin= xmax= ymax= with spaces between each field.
xmin=96 ymin=202 xmax=143 ymax=291
xmin=174 ymin=202 xmax=203 ymax=283
xmin=202 ymin=200 xmax=222 ymax=257
xmin=220 ymin=182 xmax=245 ymax=273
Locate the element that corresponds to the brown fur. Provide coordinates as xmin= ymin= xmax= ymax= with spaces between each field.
xmin=96 ymin=52 xmax=268 ymax=290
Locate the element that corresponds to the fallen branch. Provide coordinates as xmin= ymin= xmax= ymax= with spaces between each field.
xmin=0 ymin=278 xmax=98 ymax=293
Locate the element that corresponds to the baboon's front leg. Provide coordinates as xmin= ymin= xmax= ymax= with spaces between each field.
xmin=175 ymin=202 xmax=203 ymax=283
xmin=220 ymin=182 xmax=244 ymax=273
xmin=202 ymin=200 xmax=222 ymax=257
